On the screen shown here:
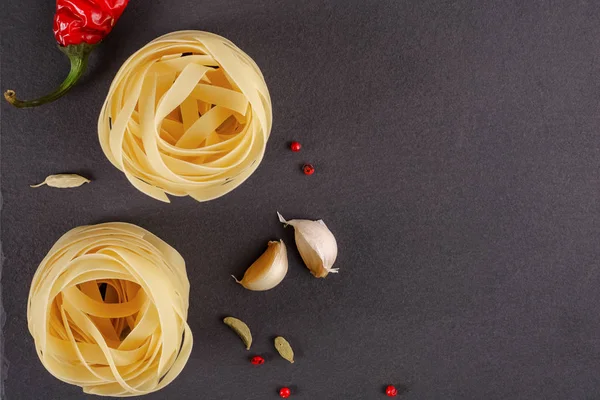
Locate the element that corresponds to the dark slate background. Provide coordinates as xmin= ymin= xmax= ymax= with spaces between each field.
xmin=3 ymin=0 xmax=600 ymax=399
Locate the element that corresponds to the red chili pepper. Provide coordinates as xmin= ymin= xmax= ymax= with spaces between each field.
xmin=4 ymin=0 xmax=129 ymax=108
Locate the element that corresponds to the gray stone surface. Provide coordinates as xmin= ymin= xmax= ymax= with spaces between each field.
xmin=3 ymin=0 xmax=600 ymax=399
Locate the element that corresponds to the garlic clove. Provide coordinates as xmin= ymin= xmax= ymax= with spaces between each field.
xmin=277 ymin=212 xmax=338 ymax=278
xmin=30 ymin=174 xmax=90 ymax=188
xmin=233 ymin=240 xmax=288 ymax=291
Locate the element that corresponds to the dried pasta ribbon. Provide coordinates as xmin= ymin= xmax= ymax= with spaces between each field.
xmin=98 ymin=31 xmax=272 ymax=203
xmin=27 ymin=222 xmax=193 ymax=397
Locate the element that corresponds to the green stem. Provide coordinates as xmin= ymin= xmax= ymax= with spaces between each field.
xmin=4 ymin=43 xmax=96 ymax=108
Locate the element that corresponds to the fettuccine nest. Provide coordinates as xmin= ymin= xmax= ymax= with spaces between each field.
xmin=98 ymin=31 xmax=272 ymax=202
xmin=27 ymin=223 xmax=193 ymax=397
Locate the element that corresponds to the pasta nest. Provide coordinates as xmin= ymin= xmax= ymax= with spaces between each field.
xmin=98 ymin=31 xmax=272 ymax=202
xmin=27 ymin=223 xmax=192 ymax=397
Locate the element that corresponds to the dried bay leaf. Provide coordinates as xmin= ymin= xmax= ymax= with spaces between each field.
xmin=30 ymin=174 xmax=90 ymax=189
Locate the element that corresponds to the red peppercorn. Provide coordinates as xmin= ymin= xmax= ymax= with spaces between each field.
xmin=250 ymin=356 xmax=265 ymax=365
xmin=279 ymin=387 xmax=291 ymax=398
xmin=290 ymin=141 xmax=302 ymax=152
xmin=386 ymin=385 xmax=398 ymax=397
xmin=303 ymin=164 xmax=315 ymax=175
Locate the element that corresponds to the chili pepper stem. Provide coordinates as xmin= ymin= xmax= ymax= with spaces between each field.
xmin=4 ymin=43 xmax=96 ymax=108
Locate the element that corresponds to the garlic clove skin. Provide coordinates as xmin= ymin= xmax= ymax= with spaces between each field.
xmin=233 ymin=240 xmax=288 ymax=291
xmin=277 ymin=212 xmax=338 ymax=278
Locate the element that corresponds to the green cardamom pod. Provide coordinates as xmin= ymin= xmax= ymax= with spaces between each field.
xmin=274 ymin=336 xmax=295 ymax=363
xmin=223 ymin=317 xmax=252 ymax=350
